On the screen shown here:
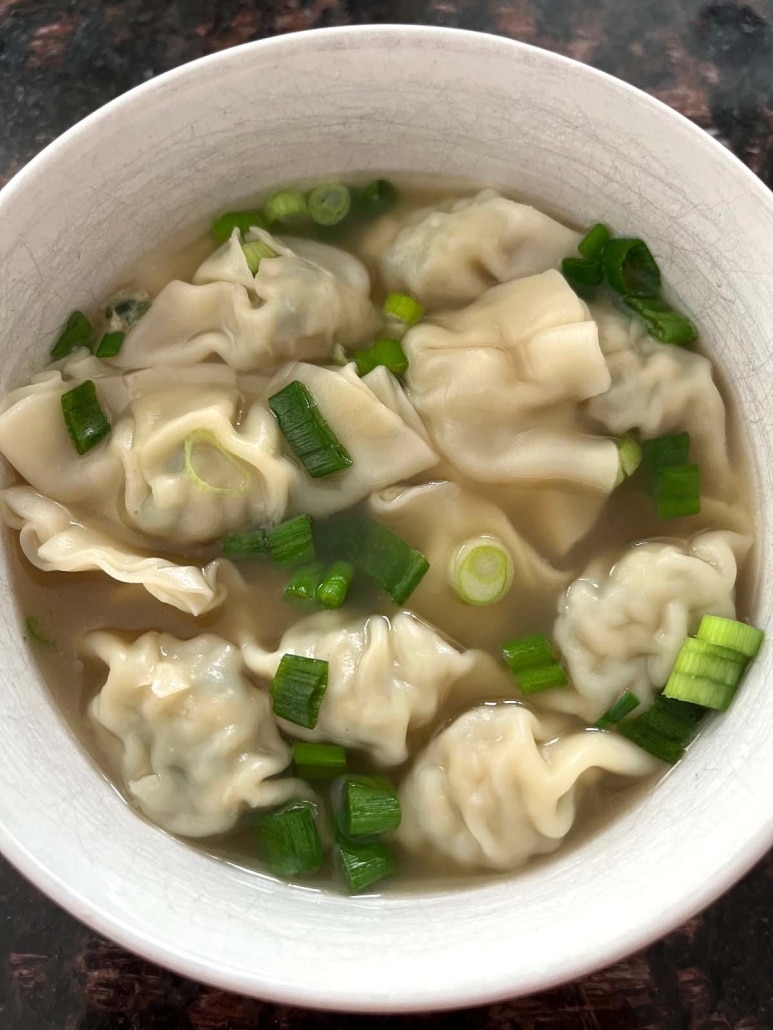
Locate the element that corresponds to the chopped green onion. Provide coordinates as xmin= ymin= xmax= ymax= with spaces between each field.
xmin=222 ymin=528 xmax=267 ymax=561
xmin=60 ymin=380 xmax=111 ymax=455
xmin=642 ymin=433 xmax=690 ymax=483
xmin=697 ymin=615 xmax=764 ymax=659
xmin=270 ymin=653 xmax=328 ymax=729
xmin=334 ymin=839 xmax=394 ymax=893
xmin=333 ymin=774 xmax=401 ymax=840
xmin=105 ymin=298 xmax=150 ymax=327
xmin=212 ymin=209 xmax=268 ymax=242
xmin=654 ymin=463 xmax=701 ymax=519
xmin=24 ymin=616 xmax=55 ymax=647
xmin=663 ymin=671 xmax=736 ymax=711
xmin=593 ymin=690 xmax=641 ymax=729
xmin=256 ymin=801 xmax=323 ymax=877
xmin=353 ymin=338 xmax=408 ymax=377
xmin=264 ymin=189 xmax=308 ymax=226
xmin=183 ymin=430 xmax=251 ymax=494
xmin=615 ymin=436 xmax=643 ymax=485
xmin=316 ymin=517 xmax=429 ymax=606
xmin=603 ymin=238 xmax=661 ymax=296
xmin=242 ymin=240 xmax=276 ymax=274
xmin=622 ymin=295 xmax=698 ymax=347
xmin=292 ymin=742 xmax=347 ymax=781
xmin=671 ymin=637 xmax=746 ymax=687
xmin=618 ymin=694 xmax=703 ymax=764
xmin=449 ymin=535 xmax=514 ymax=606
xmin=94 ymin=331 xmax=125 ymax=358
xmin=265 ymin=514 xmax=315 ymax=567
xmin=383 ymin=293 xmax=424 ymax=326
xmin=308 ymin=183 xmax=351 ymax=226
xmin=502 ymin=632 xmax=557 ymax=671
xmin=618 ymin=718 xmax=686 ymax=765
xmin=50 ymin=311 xmax=94 ymax=360
xmin=561 ymin=256 xmax=603 ymax=290
xmin=269 ymin=380 xmax=353 ymax=479
xmin=283 ymin=563 xmax=325 ymax=608
xmin=502 ymin=632 xmax=568 ymax=695
xmin=316 ymin=560 xmax=354 ymax=609
xmin=578 ymin=223 xmax=610 ymax=261
xmin=354 ymin=179 xmax=397 ymax=219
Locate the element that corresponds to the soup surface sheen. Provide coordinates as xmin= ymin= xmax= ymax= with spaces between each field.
xmin=0 ymin=181 xmax=755 ymax=894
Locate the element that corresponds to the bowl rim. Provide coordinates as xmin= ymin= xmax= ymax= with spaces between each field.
xmin=1 ymin=23 xmax=772 ymax=1013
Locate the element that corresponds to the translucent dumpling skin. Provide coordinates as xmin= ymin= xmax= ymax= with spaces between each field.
xmin=397 ymin=703 xmax=658 ymax=871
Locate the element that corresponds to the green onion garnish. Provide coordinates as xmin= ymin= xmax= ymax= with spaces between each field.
xmin=60 ymin=380 xmax=111 ymax=455
xmin=283 ymin=563 xmax=325 ymax=608
xmin=316 ymin=560 xmax=354 ymax=609
xmin=615 ymin=436 xmax=643 ymax=484
xmin=354 ymin=178 xmax=397 ymax=219
xmin=94 ymin=331 xmax=125 ymax=358
xmin=654 ymin=462 xmax=701 ymax=519
xmin=593 ymin=690 xmax=640 ymax=729
xmin=315 ymin=517 xmax=429 ymax=606
xmin=264 ymin=189 xmax=308 ymax=226
xmin=333 ymin=774 xmax=401 ymax=840
xmin=697 ymin=615 xmax=764 ymax=659
xmin=50 ymin=310 xmax=94 ymax=360
xmin=308 ymin=183 xmax=351 ymax=226
xmin=671 ymin=637 xmax=746 ymax=686
xmin=642 ymin=432 xmax=690 ymax=483
xmin=353 ymin=338 xmax=409 ymax=377
xmin=270 ymin=653 xmax=328 ymax=729
xmin=222 ymin=528 xmax=267 ymax=561
xmin=334 ymin=839 xmax=394 ymax=894
xmin=449 ymin=535 xmax=514 ymax=606
xmin=24 ymin=616 xmax=55 ymax=647
xmin=383 ymin=292 xmax=424 ymax=326
xmin=269 ymin=380 xmax=353 ymax=480
xmin=618 ymin=694 xmax=703 ymax=764
xmin=211 ymin=209 xmax=268 ymax=242
xmin=602 ymin=238 xmax=661 ymax=296
xmin=242 ymin=240 xmax=276 ymax=274
xmin=663 ymin=671 xmax=736 ymax=711
xmin=292 ymin=742 xmax=347 ymax=781
xmin=502 ymin=631 xmax=568 ymax=695
xmin=622 ymin=295 xmax=698 ymax=347
xmin=561 ymin=256 xmax=603 ymax=290
xmin=578 ymin=222 xmax=610 ymax=260
xmin=265 ymin=514 xmax=315 ymax=567
xmin=256 ymin=801 xmax=323 ymax=877
xmin=105 ymin=298 xmax=150 ymax=327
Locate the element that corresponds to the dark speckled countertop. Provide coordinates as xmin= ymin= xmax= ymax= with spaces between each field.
xmin=1 ymin=2 xmax=773 ymax=1028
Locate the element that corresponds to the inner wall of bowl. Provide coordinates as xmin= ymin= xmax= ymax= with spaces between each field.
xmin=0 ymin=27 xmax=772 ymax=1009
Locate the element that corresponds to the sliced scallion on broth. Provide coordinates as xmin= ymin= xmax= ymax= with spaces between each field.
xmin=316 ymin=560 xmax=354 ymax=609
xmin=269 ymin=380 xmax=353 ymax=479
xmin=292 ymin=742 xmax=347 ymax=781
xmin=449 ymin=536 xmax=514 ymax=606
xmin=212 ymin=209 xmax=268 ymax=242
xmin=593 ymin=690 xmax=640 ymax=730
xmin=50 ymin=310 xmax=94 ymax=359
xmin=270 ymin=653 xmax=328 ymax=729
xmin=242 ymin=239 xmax=276 ymax=274
xmin=383 ymin=292 xmax=424 ymax=326
xmin=60 ymin=380 xmax=111 ymax=454
xmin=256 ymin=801 xmax=324 ymax=877
xmin=334 ymin=839 xmax=395 ymax=894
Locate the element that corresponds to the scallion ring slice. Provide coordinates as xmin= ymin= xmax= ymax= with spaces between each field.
xmin=256 ymin=801 xmax=323 ymax=877
xmin=622 ymin=294 xmax=698 ymax=347
xmin=383 ymin=292 xmax=424 ymax=326
xmin=51 ymin=310 xmax=94 ymax=360
xmin=264 ymin=189 xmax=308 ymax=226
xmin=212 ymin=209 xmax=268 ymax=242
xmin=696 ymin=615 xmax=764 ymax=659
xmin=61 ymin=380 xmax=111 ymax=455
xmin=183 ymin=430 xmax=252 ymax=495
xmin=615 ymin=436 xmax=643 ymax=485
xmin=578 ymin=222 xmax=610 ymax=260
xmin=449 ymin=535 xmax=514 ymax=606
xmin=242 ymin=240 xmax=276 ymax=274
xmin=308 ymin=183 xmax=351 ymax=226
xmin=270 ymin=653 xmax=328 ymax=729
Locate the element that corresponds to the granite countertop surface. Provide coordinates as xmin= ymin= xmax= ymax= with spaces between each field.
xmin=1 ymin=1 xmax=772 ymax=1027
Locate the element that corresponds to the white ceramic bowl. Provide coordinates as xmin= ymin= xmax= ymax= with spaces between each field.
xmin=0 ymin=25 xmax=772 ymax=1013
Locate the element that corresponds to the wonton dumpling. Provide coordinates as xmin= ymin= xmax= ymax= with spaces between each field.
xmin=397 ymin=703 xmax=658 ymax=870
xmin=243 ymin=610 xmax=477 ymax=765
xmin=275 ymin=362 xmax=439 ymax=518
xmin=87 ymin=631 xmax=299 ymax=836
xmin=403 ymin=271 xmax=619 ymax=492
xmin=114 ymin=366 xmax=294 ymax=543
xmin=551 ymin=531 xmax=747 ymax=722
xmin=369 ymin=482 xmax=568 ymax=649
xmin=115 ymin=230 xmax=378 ymax=371
xmin=381 ymin=189 xmax=582 ymax=310
xmin=1 ymin=487 xmax=226 ymax=615
xmin=587 ymin=304 xmax=732 ymax=493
